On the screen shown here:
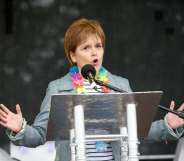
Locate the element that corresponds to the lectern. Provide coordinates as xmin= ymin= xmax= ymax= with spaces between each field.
xmin=47 ymin=91 xmax=163 ymax=161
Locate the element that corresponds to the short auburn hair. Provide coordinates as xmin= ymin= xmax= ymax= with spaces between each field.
xmin=64 ymin=18 xmax=105 ymax=65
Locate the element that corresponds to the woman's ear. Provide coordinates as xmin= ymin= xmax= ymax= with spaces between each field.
xmin=70 ymin=51 xmax=76 ymax=64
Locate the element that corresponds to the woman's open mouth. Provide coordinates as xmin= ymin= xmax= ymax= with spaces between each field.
xmin=93 ymin=59 xmax=98 ymax=64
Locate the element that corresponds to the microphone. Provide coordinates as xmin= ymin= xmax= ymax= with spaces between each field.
xmin=81 ymin=64 xmax=127 ymax=93
xmin=81 ymin=64 xmax=97 ymax=88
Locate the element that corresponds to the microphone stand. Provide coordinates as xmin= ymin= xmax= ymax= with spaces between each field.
xmin=95 ymin=79 xmax=184 ymax=119
xmin=95 ymin=79 xmax=127 ymax=93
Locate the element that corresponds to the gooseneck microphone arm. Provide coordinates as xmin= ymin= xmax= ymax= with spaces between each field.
xmin=95 ymin=79 xmax=127 ymax=93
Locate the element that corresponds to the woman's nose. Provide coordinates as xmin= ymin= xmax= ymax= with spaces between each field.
xmin=91 ymin=47 xmax=97 ymax=56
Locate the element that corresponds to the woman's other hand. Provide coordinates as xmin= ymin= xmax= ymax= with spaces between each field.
xmin=0 ymin=104 xmax=23 ymax=133
xmin=166 ymin=101 xmax=184 ymax=129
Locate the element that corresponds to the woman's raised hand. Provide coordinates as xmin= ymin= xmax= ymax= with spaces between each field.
xmin=0 ymin=104 xmax=23 ymax=133
xmin=166 ymin=101 xmax=184 ymax=129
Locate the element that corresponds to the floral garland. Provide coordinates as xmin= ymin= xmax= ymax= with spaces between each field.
xmin=69 ymin=66 xmax=110 ymax=94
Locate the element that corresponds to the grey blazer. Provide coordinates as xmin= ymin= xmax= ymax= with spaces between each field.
xmin=7 ymin=69 xmax=184 ymax=161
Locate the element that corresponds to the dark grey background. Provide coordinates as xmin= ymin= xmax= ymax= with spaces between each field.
xmin=0 ymin=0 xmax=183 ymax=156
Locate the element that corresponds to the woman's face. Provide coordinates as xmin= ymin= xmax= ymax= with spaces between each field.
xmin=70 ymin=34 xmax=104 ymax=72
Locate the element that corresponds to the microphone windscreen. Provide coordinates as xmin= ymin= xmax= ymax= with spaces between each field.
xmin=81 ymin=64 xmax=96 ymax=79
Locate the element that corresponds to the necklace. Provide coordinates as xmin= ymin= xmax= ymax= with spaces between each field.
xmin=69 ymin=66 xmax=110 ymax=94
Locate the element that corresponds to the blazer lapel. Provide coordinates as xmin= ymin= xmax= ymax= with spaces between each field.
xmin=57 ymin=73 xmax=76 ymax=94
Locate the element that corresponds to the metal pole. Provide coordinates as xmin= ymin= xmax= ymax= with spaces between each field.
xmin=126 ymin=103 xmax=139 ymax=161
xmin=120 ymin=127 xmax=128 ymax=161
xmin=70 ymin=129 xmax=76 ymax=161
xmin=74 ymin=105 xmax=86 ymax=161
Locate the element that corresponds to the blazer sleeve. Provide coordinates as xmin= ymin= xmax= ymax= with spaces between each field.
xmin=148 ymin=116 xmax=184 ymax=141
xmin=6 ymin=81 xmax=57 ymax=147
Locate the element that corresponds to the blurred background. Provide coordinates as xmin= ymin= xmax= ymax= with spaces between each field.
xmin=0 ymin=0 xmax=184 ymax=160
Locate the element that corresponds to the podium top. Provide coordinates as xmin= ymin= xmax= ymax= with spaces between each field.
xmin=47 ymin=91 xmax=163 ymax=140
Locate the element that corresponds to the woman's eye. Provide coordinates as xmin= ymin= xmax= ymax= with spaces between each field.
xmin=96 ymin=44 xmax=102 ymax=48
xmin=83 ymin=45 xmax=90 ymax=50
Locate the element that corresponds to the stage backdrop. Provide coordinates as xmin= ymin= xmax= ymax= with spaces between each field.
xmin=0 ymin=0 xmax=183 ymax=148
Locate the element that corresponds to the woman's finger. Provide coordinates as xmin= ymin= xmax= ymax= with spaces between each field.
xmin=177 ymin=103 xmax=184 ymax=112
xmin=0 ymin=121 xmax=5 ymax=126
xmin=169 ymin=100 xmax=175 ymax=110
xmin=0 ymin=115 xmax=7 ymax=123
xmin=0 ymin=109 xmax=7 ymax=118
xmin=0 ymin=104 xmax=11 ymax=114
xmin=16 ymin=104 xmax=22 ymax=117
